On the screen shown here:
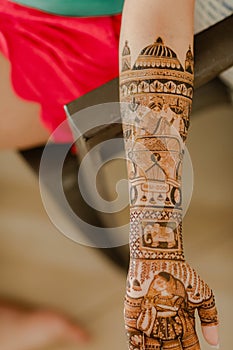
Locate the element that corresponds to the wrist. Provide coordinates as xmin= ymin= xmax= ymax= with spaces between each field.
xmin=129 ymin=207 xmax=185 ymax=261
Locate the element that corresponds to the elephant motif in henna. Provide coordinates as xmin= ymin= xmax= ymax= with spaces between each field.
xmin=121 ymin=36 xmax=219 ymax=350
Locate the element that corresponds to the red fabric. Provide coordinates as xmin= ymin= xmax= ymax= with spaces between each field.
xmin=0 ymin=0 xmax=121 ymax=141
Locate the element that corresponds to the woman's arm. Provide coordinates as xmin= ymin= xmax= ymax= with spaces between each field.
xmin=120 ymin=0 xmax=219 ymax=348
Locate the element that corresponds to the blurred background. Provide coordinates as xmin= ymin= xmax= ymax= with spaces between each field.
xmin=0 ymin=50 xmax=233 ymax=350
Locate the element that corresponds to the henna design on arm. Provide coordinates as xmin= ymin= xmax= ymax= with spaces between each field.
xmin=120 ymin=37 xmax=218 ymax=350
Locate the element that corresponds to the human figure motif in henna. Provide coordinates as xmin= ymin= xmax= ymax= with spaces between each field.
xmin=120 ymin=38 xmax=218 ymax=350
xmin=137 ymin=272 xmax=186 ymax=335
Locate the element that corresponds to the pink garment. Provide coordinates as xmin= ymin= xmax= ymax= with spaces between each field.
xmin=0 ymin=0 xmax=121 ymax=141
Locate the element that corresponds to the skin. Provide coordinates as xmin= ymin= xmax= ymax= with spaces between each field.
xmin=0 ymin=303 xmax=89 ymax=350
xmin=120 ymin=0 xmax=219 ymax=349
xmin=0 ymin=55 xmax=88 ymax=348
xmin=0 ymin=0 xmax=220 ymax=348
xmin=0 ymin=53 xmax=50 ymax=150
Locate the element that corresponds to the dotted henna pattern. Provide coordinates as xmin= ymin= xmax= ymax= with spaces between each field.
xmin=121 ymin=38 xmax=218 ymax=350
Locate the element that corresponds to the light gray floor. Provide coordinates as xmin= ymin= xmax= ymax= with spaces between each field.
xmin=0 ymin=101 xmax=232 ymax=350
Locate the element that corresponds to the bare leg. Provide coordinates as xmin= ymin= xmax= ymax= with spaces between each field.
xmin=0 ymin=55 xmax=89 ymax=349
xmin=0 ymin=53 xmax=50 ymax=150
xmin=0 ymin=303 xmax=89 ymax=350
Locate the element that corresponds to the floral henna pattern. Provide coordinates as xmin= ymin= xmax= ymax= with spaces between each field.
xmin=120 ymin=38 xmax=218 ymax=349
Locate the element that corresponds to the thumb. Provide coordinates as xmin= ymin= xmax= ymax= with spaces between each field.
xmin=198 ymin=291 xmax=219 ymax=347
xmin=201 ymin=325 xmax=219 ymax=348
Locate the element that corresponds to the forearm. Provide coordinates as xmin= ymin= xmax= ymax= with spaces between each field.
xmin=120 ymin=1 xmax=219 ymax=348
xmin=120 ymin=0 xmax=195 ymax=146
xmin=120 ymin=0 xmax=195 ymax=259
xmin=120 ymin=0 xmax=195 ymax=79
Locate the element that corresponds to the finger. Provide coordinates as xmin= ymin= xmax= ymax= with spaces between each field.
xmin=201 ymin=325 xmax=219 ymax=348
xmin=162 ymin=339 xmax=182 ymax=350
xmin=180 ymin=329 xmax=201 ymax=350
xmin=198 ymin=292 xmax=219 ymax=347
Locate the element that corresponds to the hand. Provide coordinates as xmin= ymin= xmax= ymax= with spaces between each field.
xmin=125 ymin=260 xmax=219 ymax=350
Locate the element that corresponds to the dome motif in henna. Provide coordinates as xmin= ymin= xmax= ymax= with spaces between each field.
xmin=141 ymin=37 xmax=176 ymax=58
xmin=120 ymin=38 xmax=194 ymax=141
xmin=133 ymin=37 xmax=184 ymax=71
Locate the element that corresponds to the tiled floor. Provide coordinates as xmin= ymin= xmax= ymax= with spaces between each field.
xmin=0 ymin=101 xmax=232 ymax=350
